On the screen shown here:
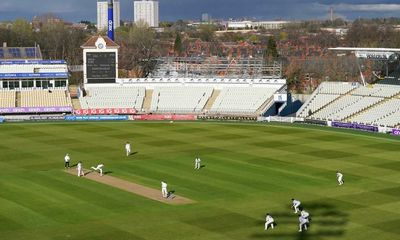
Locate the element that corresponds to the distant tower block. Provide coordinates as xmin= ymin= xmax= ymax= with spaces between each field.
xmin=97 ymin=0 xmax=120 ymax=31
xmin=330 ymin=7 xmax=334 ymax=22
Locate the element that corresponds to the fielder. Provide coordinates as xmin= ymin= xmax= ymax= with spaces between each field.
xmin=298 ymin=215 xmax=309 ymax=232
xmin=64 ymin=153 xmax=70 ymax=169
xmin=125 ymin=142 xmax=131 ymax=156
xmin=292 ymin=199 xmax=301 ymax=213
xmin=300 ymin=210 xmax=310 ymax=220
xmin=161 ymin=181 xmax=168 ymax=198
xmin=194 ymin=157 xmax=201 ymax=170
xmin=336 ymin=171 xmax=344 ymax=185
xmin=264 ymin=213 xmax=275 ymax=230
xmin=77 ymin=161 xmax=84 ymax=177
xmin=91 ymin=164 xmax=104 ymax=176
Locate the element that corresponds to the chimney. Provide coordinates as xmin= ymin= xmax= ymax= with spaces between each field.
xmin=3 ymin=42 xmax=7 ymax=48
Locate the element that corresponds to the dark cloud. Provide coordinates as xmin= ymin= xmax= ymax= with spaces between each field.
xmin=0 ymin=0 xmax=399 ymax=22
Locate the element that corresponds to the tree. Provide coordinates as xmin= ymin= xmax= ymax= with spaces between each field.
xmin=117 ymin=21 xmax=160 ymax=77
xmin=174 ymin=33 xmax=183 ymax=56
xmin=10 ymin=19 xmax=34 ymax=47
xmin=265 ymin=36 xmax=278 ymax=58
xmin=198 ymin=24 xmax=216 ymax=42
xmin=248 ymin=35 xmax=260 ymax=44
xmin=279 ymin=31 xmax=288 ymax=41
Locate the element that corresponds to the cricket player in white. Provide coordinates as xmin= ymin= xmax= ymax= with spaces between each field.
xmin=64 ymin=154 xmax=70 ymax=169
xmin=292 ymin=199 xmax=301 ymax=213
xmin=301 ymin=210 xmax=310 ymax=219
xmin=125 ymin=142 xmax=131 ymax=156
xmin=264 ymin=213 xmax=275 ymax=230
xmin=77 ymin=161 xmax=84 ymax=177
xmin=91 ymin=164 xmax=104 ymax=176
xmin=298 ymin=215 xmax=309 ymax=232
xmin=161 ymin=181 xmax=168 ymax=198
xmin=195 ymin=157 xmax=201 ymax=170
xmin=336 ymin=171 xmax=344 ymax=185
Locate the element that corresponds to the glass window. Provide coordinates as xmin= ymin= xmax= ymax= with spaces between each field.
xmin=55 ymin=80 xmax=67 ymax=87
xmin=36 ymin=80 xmax=41 ymax=87
xmin=9 ymin=82 xmax=15 ymax=90
xmin=42 ymin=81 xmax=49 ymax=89
xmin=2 ymin=81 xmax=8 ymax=89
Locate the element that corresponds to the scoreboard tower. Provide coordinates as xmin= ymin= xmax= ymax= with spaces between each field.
xmin=81 ymin=36 xmax=119 ymax=84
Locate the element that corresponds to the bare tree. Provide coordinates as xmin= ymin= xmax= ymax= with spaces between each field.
xmin=117 ymin=21 xmax=160 ymax=77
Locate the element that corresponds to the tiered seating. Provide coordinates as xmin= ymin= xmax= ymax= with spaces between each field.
xmin=20 ymin=90 xmax=71 ymax=107
xmin=209 ymin=87 xmax=277 ymax=114
xmin=150 ymin=86 xmax=213 ymax=113
xmin=301 ymin=81 xmax=400 ymax=126
xmin=297 ymin=94 xmax=339 ymax=117
xmin=79 ymin=87 xmax=145 ymax=110
xmin=316 ymin=96 xmax=383 ymax=120
xmin=352 ymin=84 xmax=400 ymax=98
xmin=297 ymin=82 xmax=356 ymax=117
xmin=351 ymin=98 xmax=400 ymax=127
xmin=312 ymin=95 xmax=363 ymax=120
xmin=318 ymin=82 xmax=357 ymax=94
xmin=378 ymin=110 xmax=400 ymax=127
xmin=0 ymin=90 xmax=16 ymax=107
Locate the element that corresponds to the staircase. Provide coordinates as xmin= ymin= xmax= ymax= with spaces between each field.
xmin=256 ymin=95 xmax=275 ymax=115
xmin=71 ymin=99 xmax=81 ymax=110
xmin=15 ymin=91 xmax=21 ymax=107
xmin=68 ymin=85 xmax=79 ymax=98
xmin=203 ymin=89 xmax=220 ymax=112
xmin=142 ymin=89 xmax=153 ymax=112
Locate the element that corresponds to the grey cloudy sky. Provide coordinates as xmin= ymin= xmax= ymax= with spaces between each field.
xmin=0 ymin=0 xmax=400 ymax=22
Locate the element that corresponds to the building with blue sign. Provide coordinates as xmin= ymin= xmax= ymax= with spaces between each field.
xmin=0 ymin=46 xmax=68 ymax=90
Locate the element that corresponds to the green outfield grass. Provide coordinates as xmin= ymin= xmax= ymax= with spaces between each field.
xmin=0 ymin=121 xmax=399 ymax=240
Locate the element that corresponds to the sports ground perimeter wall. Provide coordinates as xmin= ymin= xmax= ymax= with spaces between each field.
xmin=393 ymin=129 xmax=400 ymax=136
xmin=258 ymin=116 xmax=400 ymax=137
xmin=1 ymin=114 xmax=399 ymax=137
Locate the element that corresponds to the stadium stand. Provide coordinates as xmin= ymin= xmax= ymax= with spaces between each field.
xmin=318 ymin=96 xmax=382 ymax=120
xmin=378 ymin=109 xmax=400 ymax=127
xmin=79 ymin=87 xmax=145 ymax=110
xmin=20 ymin=90 xmax=71 ymax=107
xmin=209 ymin=87 xmax=278 ymax=114
xmin=351 ymin=84 xmax=400 ymax=98
xmin=350 ymin=98 xmax=400 ymax=127
xmin=297 ymin=82 xmax=357 ymax=117
xmin=0 ymin=90 xmax=16 ymax=107
xmin=150 ymin=86 xmax=213 ymax=113
xmin=318 ymin=81 xmax=358 ymax=94
xmin=79 ymin=78 xmax=285 ymax=115
xmin=298 ymin=81 xmax=400 ymax=127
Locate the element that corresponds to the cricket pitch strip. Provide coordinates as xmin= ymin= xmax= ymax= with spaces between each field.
xmin=65 ymin=168 xmax=195 ymax=205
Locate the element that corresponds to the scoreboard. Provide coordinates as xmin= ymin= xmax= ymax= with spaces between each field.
xmin=86 ymin=52 xmax=116 ymax=83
